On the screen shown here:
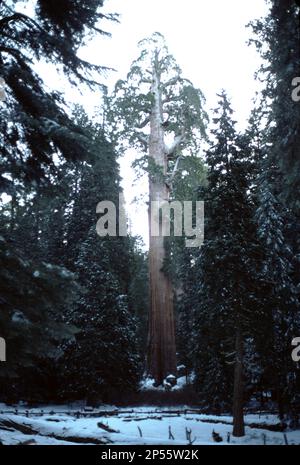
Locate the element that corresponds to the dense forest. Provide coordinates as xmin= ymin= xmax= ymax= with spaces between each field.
xmin=0 ymin=0 xmax=299 ymax=445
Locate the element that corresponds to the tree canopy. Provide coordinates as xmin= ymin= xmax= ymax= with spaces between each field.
xmin=0 ymin=0 xmax=117 ymax=193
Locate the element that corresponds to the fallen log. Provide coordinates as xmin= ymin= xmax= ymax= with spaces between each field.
xmin=0 ymin=419 xmax=38 ymax=435
xmin=197 ymin=417 xmax=287 ymax=432
xmin=48 ymin=434 xmax=113 ymax=445
xmin=97 ymin=422 xmax=119 ymax=433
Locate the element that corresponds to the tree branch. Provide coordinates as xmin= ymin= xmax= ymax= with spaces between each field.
xmin=0 ymin=46 xmax=29 ymax=64
xmin=166 ymin=155 xmax=184 ymax=190
xmin=136 ymin=132 xmax=149 ymax=151
xmin=165 ymin=133 xmax=185 ymax=157
xmin=1 ymin=7 xmax=44 ymax=33
xmin=162 ymin=94 xmax=183 ymax=105
xmin=140 ymin=78 xmax=153 ymax=84
xmin=0 ymin=13 xmax=25 ymax=28
xmin=162 ymin=76 xmax=180 ymax=88
xmin=136 ymin=116 xmax=150 ymax=129
xmin=161 ymin=114 xmax=170 ymax=128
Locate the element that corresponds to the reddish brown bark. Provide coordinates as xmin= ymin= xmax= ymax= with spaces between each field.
xmin=146 ymin=61 xmax=177 ymax=385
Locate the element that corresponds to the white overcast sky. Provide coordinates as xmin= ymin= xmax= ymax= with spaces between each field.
xmin=36 ymin=0 xmax=270 ymax=248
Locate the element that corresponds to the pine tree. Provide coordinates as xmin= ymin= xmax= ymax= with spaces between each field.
xmin=249 ymin=0 xmax=300 ymax=413
xmin=0 ymin=103 xmax=144 ymax=401
xmin=249 ymin=0 xmax=300 ymax=211
xmin=0 ymin=235 xmax=79 ymax=400
xmin=60 ymin=228 xmax=142 ymax=402
xmin=65 ymin=110 xmax=122 ymax=271
xmin=127 ymin=237 xmax=149 ymax=353
xmin=255 ymin=171 xmax=300 ymax=420
xmin=0 ymin=0 xmax=117 ymax=194
xmin=52 ymin=109 xmax=143 ymax=401
xmin=191 ymin=92 xmax=264 ymax=436
xmin=169 ymin=156 xmax=207 ymax=373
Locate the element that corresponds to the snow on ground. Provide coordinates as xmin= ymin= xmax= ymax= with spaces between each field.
xmin=139 ymin=375 xmax=193 ymax=391
xmin=0 ymin=405 xmax=299 ymax=445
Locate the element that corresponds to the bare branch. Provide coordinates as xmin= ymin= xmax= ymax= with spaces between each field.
xmin=162 ymin=76 xmax=180 ymax=88
xmin=166 ymin=155 xmax=184 ymax=190
xmin=136 ymin=117 xmax=150 ymax=129
xmin=165 ymin=133 xmax=185 ymax=157
xmin=162 ymin=96 xmax=171 ymax=105
xmin=92 ymin=26 xmax=111 ymax=37
xmin=162 ymin=94 xmax=183 ymax=105
xmin=136 ymin=132 xmax=149 ymax=151
xmin=172 ymin=155 xmax=183 ymax=177
xmin=161 ymin=115 xmax=170 ymax=128
xmin=140 ymin=78 xmax=153 ymax=84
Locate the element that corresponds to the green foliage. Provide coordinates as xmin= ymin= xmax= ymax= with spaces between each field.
xmin=0 ymin=0 xmax=115 ymax=194
xmin=0 ymin=102 xmax=144 ymax=402
xmin=177 ymin=93 xmax=267 ymax=409
xmin=0 ymin=235 xmax=79 ymax=394
xmin=249 ymin=0 xmax=300 ymax=210
xmin=59 ymin=229 xmax=142 ymax=401
xmin=106 ymin=32 xmax=208 ymax=159
xmin=171 ymin=156 xmax=208 ymax=201
xmin=127 ymin=237 xmax=149 ymax=352
xmin=255 ymin=174 xmax=300 ymax=416
xmin=132 ymin=155 xmax=165 ymax=184
xmin=51 ymin=109 xmax=144 ymax=400
xmin=247 ymin=1 xmax=300 ymax=416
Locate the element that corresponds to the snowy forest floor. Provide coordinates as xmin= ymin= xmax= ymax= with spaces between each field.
xmin=0 ymin=405 xmax=300 ymax=445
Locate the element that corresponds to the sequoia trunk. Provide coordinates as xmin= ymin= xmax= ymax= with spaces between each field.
xmin=147 ymin=64 xmax=177 ymax=385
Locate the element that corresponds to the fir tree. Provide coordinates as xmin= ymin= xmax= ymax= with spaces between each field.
xmin=0 ymin=0 xmax=117 ymax=193
xmin=60 ymin=228 xmax=142 ymax=402
xmin=0 ymin=235 xmax=79 ymax=400
xmin=256 ymin=172 xmax=300 ymax=420
xmin=249 ymin=0 xmax=300 ymax=211
xmin=192 ymin=92 xmax=264 ymax=436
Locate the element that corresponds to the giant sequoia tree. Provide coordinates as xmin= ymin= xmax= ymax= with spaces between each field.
xmin=108 ymin=33 xmax=207 ymax=384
